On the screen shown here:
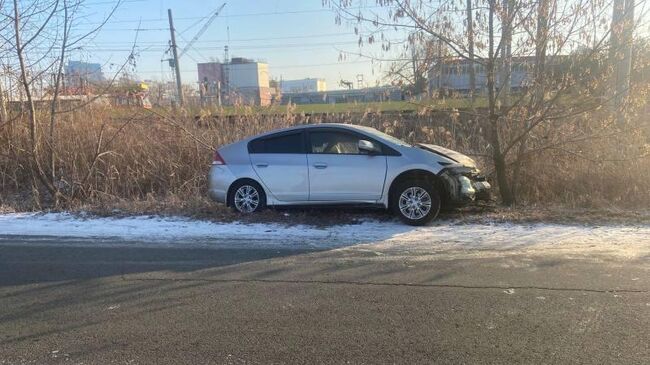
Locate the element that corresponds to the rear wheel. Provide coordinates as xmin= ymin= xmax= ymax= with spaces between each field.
xmin=391 ymin=181 xmax=441 ymax=226
xmin=229 ymin=180 xmax=266 ymax=214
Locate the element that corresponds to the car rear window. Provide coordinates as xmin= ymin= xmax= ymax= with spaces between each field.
xmin=249 ymin=133 xmax=303 ymax=154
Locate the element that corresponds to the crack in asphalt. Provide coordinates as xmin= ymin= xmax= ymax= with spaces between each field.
xmin=123 ymin=277 xmax=649 ymax=294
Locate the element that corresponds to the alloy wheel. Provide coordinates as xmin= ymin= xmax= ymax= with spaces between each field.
xmin=398 ymin=186 xmax=432 ymax=220
xmin=234 ymin=185 xmax=260 ymax=213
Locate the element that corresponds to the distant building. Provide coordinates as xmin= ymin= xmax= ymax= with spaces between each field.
xmin=224 ymin=58 xmax=271 ymax=106
xmin=281 ymin=78 xmax=327 ymax=93
xmin=65 ymin=61 xmax=104 ymax=90
xmin=197 ymin=58 xmax=270 ymax=106
xmin=281 ymin=86 xmax=402 ymax=105
xmin=428 ymin=56 xmax=536 ymax=95
xmin=197 ymin=62 xmax=224 ymax=103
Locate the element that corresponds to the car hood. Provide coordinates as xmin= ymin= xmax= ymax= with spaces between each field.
xmin=416 ymin=143 xmax=477 ymax=168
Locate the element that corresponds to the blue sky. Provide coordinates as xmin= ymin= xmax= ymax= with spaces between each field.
xmin=72 ymin=0 xmax=392 ymax=90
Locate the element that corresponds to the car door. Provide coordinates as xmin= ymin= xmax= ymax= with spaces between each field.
xmin=307 ymin=128 xmax=387 ymax=201
xmin=249 ymin=131 xmax=309 ymax=201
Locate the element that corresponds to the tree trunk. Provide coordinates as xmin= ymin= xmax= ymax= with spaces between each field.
xmin=609 ymin=0 xmax=624 ymax=64
xmin=486 ymin=0 xmax=514 ymax=205
xmin=13 ymin=0 xmax=59 ymax=202
xmin=410 ymin=43 xmax=422 ymax=94
xmin=49 ymin=0 xmax=70 ymax=197
xmin=512 ymin=0 xmax=550 ymax=202
xmin=466 ymin=0 xmax=476 ymax=101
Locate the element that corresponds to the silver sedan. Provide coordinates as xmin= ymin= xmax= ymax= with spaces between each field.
xmin=208 ymin=123 xmax=490 ymax=225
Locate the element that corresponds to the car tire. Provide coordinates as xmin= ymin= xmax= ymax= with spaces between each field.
xmin=228 ymin=180 xmax=266 ymax=214
xmin=391 ymin=180 xmax=441 ymax=226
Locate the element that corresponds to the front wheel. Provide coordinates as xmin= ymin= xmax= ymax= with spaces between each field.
xmin=229 ymin=180 xmax=266 ymax=214
xmin=391 ymin=181 xmax=441 ymax=226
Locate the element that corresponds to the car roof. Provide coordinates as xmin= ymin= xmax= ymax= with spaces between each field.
xmin=245 ymin=123 xmax=378 ymax=141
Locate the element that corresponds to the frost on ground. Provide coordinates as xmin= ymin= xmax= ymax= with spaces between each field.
xmin=0 ymin=213 xmax=648 ymax=257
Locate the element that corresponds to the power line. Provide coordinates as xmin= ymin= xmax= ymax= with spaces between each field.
xmin=81 ymin=0 xmax=146 ymax=6
xmin=75 ymin=6 xmax=384 ymax=25
xmin=135 ymin=60 xmax=375 ymax=73
xmin=78 ymin=32 xmax=355 ymax=43
xmin=68 ymin=40 xmax=365 ymax=52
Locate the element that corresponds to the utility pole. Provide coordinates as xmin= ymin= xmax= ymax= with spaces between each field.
xmin=499 ymin=0 xmax=512 ymax=107
xmin=609 ymin=0 xmax=635 ymax=120
xmin=167 ymin=9 xmax=184 ymax=106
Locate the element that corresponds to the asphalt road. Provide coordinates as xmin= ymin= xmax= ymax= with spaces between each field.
xmin=0 ymin=236 xmax=648 ymax=364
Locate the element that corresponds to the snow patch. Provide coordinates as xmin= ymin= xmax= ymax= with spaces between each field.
xmin=0 ymin=213 xmax=648 ymax=254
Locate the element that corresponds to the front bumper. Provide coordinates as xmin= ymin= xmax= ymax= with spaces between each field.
xmin=439 ymin=166 xmax=491 ymax=204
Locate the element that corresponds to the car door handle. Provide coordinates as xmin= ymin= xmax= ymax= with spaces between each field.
xmin=313 ymin=163 xmax=328 ymax=169
xmin=255 ymin=163 xmax=269 ymax=168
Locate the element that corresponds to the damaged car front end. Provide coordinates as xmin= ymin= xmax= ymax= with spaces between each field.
xmin=417 ymin=144 xmax=492 ymax=205
xmin=439 ymin=165 xmax=491 ymax=204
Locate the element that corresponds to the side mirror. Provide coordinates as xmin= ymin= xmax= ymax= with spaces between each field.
xmin=358 ymin=139 xmax=381 ymax=155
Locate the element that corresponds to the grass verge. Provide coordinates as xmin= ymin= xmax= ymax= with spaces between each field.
xmin=4 ymin=197 xmax=647 ymax=228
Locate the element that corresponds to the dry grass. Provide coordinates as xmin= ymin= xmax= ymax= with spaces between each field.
xmin=0 ymin=102 xmax=649 ymax=221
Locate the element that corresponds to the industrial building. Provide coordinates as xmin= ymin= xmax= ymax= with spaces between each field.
xmin=280 ymin=78 xmax=327 ymax=93
xmin=197 ymin=57 xmax=270 ymax=106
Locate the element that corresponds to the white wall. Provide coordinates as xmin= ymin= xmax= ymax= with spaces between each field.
xmin=281 ymin=78 xmax=327 ymax=93
xmin=225 ymin=62 xmax=269 ymax=89
xmin=256 ymin=63 xmax=270 ymax=88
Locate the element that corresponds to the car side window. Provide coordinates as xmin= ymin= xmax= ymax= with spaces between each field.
xmin=249 ymin=132 xmax=303 ymax=154
xmin=310 ymin=131 xmax=369 ymax=155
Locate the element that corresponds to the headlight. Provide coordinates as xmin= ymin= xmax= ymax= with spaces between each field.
xmin=439 ymin=167 xmax=478 ymax=202
xmin=457 ymin=175 xmax=476 ymax=199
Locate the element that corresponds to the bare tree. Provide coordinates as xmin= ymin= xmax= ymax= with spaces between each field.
xmin=2 ymin=0 xmax=121 ymax=206
xmin=326 ymin=0 xmax=647 ymax=205
xmin=12 ymin=0 xmax=59 ymax=201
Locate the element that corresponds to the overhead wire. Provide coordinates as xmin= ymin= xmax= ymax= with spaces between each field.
xmin=64 ymin=3 xmax=390 ymax=82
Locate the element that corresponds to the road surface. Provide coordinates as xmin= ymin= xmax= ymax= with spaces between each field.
xmin=0 ymin=234 xmax=648 ymax=364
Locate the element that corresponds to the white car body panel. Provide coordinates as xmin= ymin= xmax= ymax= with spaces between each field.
xmin=307 ymin=154 xmax=387 ymax=201
xmin=250 ymin=153 xmax=309 ymax=201
xmin=209 ymin=123 xmax=488 ymax=208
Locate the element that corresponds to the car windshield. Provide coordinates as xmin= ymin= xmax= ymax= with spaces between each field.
xmin=355 ymin=126 xmax=412 ymax=147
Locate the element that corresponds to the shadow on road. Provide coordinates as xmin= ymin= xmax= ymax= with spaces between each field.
xmin=0 ymin=243 xmax=321 ymax=287
xmin=0 ymin=242 xmax=326 ymax=341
